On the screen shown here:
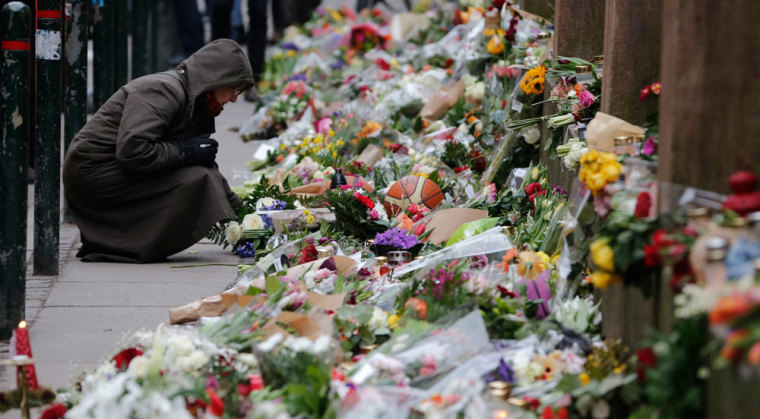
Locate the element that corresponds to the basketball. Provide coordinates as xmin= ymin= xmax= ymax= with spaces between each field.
xmin=383 ymin=175 xmax=443 ymax=215
xmin=345 ymin=175 xmax=374 ymax=193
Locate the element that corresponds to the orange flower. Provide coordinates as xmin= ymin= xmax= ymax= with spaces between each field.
xmin=709 ymin=294 xmax=755 ymax=325
xmin=405 ymin=297 xmax=427 ymax=320
xmin=748 ymin=342 xmax=760 ymax=365
xmin=720 ymin=329 xmax=748 ymax=362
xmin=497 ymin=248 xmax=518 ymax=272
xmin=397 ymin=213 xmax=414 ymax=231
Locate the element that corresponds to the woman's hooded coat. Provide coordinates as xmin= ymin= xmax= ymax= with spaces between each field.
xmin=63 ymin=39 xmax=254 ymax=262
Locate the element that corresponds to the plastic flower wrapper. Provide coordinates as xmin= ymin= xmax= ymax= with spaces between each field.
xmin=347 ymin=310 xmax=490 ymax=389
xmin=334 ymin=304 xmax=392 ymax=355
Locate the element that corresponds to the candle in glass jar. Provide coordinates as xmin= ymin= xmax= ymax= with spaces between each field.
xmin=12 ymin=321 xmax=39 ymax=390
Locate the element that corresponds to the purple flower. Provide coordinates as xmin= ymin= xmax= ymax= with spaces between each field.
xmin=374 ymin=228 xmax=419 ymax=249
xmin=470 ymin=254 xmax=488 ymax=269
xmin=281 ymin=42 xmax=299 ymax=51
xmin=235 ymin=241 xmax=256 ymax=258
xmin=289 ymin=73 xmax=307 ymax=82
xmin=484 ymin=358 xmax=516 ymax=383
xmin=642 ymin=136 xmax=657 ymax=155
xmin=330 ymin=60 xmax=345 ymax=70
xmin=553 ymin=185 xmax=568 ymax=197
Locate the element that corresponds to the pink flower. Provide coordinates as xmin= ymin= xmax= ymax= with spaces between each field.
xmin=369 ymin=209 xmax=379 ymax=220
xmin=643 ymin=137 xmax=657 ymax=155
xmin=315 ymin=117 xmax=332 ymax=134
xmin=578 ymin=89 xmax=595 ymax=108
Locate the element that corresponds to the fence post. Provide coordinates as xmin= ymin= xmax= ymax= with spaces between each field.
xmin=113 ymin=0 xmax=127 ymax=85
xmin=0 ymin=2 xmax=32 ymax=340
xmin=93 ymin=0 xmax=113 ymax=110
xmin=63 ymin=0 xmax=87 ymax=224
xmin=130 ymin=0 xmax=149 ymax=79
xmin=33 ymin=0 xmax=63 ymax=276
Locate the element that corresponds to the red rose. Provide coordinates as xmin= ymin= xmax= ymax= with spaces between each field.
xmin=374 ymin=58 xmax=390 ymax=71
xmin=298 ymin=244 xmax=318 ymax=264
xmin=112 ymin=347 xmax=143 ymax=371
xmin=354 ymin=193 xmax=375 ymax=209
xmin=206 ymin=388 xmax=225 ymax=417
xmin=634 ymin=192 xmax=651 ymax=218
xmin=454 ymin=166 xmax=469 ymax=174
xmin=414 ymin=223 xmax=426 ymax=236
xmin=643 ymin=244 xmax=660 ymax=267
xmin=40 ymin=403 xmax=67 ymax=419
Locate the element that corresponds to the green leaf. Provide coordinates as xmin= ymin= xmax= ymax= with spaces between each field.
xmin=265 ymin=275 xmax=284 ymax=296
xmin=446 ymin=218 xmax=500 ymax=247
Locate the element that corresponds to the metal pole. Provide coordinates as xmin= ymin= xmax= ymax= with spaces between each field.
xmin=0 ymin=2 xmax=31 ymax=339
xmin=112 ymin=0 xmax=127 ymax=85
xmin=92 ymin=0 xmax=113 ymax=110
xmin=148 ymin=0 xmax=158 ymax=73
xmin=63 ymin=0 xmax=87 ymax=224
xmin=33 ymin=0 xmax=63 ymax=276
xmin=130 ymin=0 xmax=148 ymax=79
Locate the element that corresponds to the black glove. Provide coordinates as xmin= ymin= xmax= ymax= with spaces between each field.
xmin=173 ymin=135 xmax=218 ymax=167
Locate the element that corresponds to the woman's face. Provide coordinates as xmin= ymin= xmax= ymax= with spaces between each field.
xmin=213 ymin=85 xmax=245 ymax=106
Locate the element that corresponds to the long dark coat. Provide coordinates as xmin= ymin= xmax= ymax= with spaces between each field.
xmin=63 ymin=39 xmax=254 ymax=262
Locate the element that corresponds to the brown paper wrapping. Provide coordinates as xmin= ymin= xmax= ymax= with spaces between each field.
xmin=262 ymin=311 xmax=324 ymax=340
xmin=586 ymin=112 xmax=645 ymax=153
xmin=419 ymin=80 xmax=465 ymax=121
xmin=425 ymin=208 xmax=489 ymax=245
xmin=268 ymin=170 xmax=287 ymax=187
xmin=285 ymin=255 xmax=358 ymax=278
xmin=354 ymin=144 xmax=384 ymax=169
xmin=289 ymin=181 xmax=330 ymax=197
xmin=169 ymin=292 xmax=266 ymax=325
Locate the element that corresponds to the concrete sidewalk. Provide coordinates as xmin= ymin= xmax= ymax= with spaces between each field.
xmin=0 ymin=98 xmax=260 ymax=414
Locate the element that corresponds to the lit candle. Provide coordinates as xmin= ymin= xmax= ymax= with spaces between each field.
xmin=11 ymin=321 xmax=39 ymax=390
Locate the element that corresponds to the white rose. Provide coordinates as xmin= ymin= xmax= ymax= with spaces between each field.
xmin=237 ymin=353 xmax=258 ymax=369
xmin=521 ymin=125 xmax=541 ymax=145
xmin=126 ymin=356 xmax=149 ymax=378
xmin=465 ymin=81 xmax=485 ymax=102
xmin=312 ymin=335 xmax=331 ymax=355
xmin=224 ymin=221 xmax=243 ymax=245
xmin=175 ymin=350 xmax=208 ymax=372
xmin=242 ymin=213 xmax=265 ymax=230
xmin=256 ymin=197 xmax=276 ymax=211
xmin=166 ymin=335 xmax=194 ymax=358
xmin=294 ymin=200 xmax=305 ymax=210
xmin=368 ymin=307 xmax=389 ymax=332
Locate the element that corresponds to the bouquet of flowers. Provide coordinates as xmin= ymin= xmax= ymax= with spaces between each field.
xmin=324 ymin=188 xmax=389 ymax=240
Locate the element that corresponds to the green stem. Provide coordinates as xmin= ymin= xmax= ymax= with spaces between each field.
xmin=170 ymin=263 xmax=241 ymax=268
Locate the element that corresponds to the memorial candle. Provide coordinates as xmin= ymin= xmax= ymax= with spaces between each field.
xmin=11 ymin=321 xmax=39 ymax=390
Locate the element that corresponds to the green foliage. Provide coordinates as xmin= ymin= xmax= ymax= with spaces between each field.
xmin=637 ymin=315 xmax=710 ymax=418
xmin=283 ymin=364 xmax=336 ymax=419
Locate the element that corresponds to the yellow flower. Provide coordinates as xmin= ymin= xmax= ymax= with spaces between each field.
xmin=550 ymin=253 xmax=560 ymax=266
xmin=590 ymin=239 xmax=615 ymax=272
xmin=579 ymin=373 xmax=590 ymax=386
xmin=578 ymin=150 xmax=620 ymax=195
xmin=330 ymin=10 xmax=343 ymax=22
xmin=613 ymin=365 xmax=627 ymax=374
xmin=302 ymin=209 xmax=316 ymax=224
xmin=337 ymin=140 xmax=345 ymax=146
xmin=589 ymin=271 xmax=620 ymax=289
xmin=483 ymin=28 xmax=495 ymax=37
xmin=328 ymin=130 xmax=335 ymax=137
xmin=516 ymin=251 xmax=547 ymax=279
xmin=487 ymin=35 xmax=504 ymax=55
xmin=410 ymin=171 xmax=429 ymax=178
xmin=274 ymin=51 xmax=283 ymax=59
xmin=387 ymin=314 xmax=400 ymax=329
xmin=332 ymin=151 xmax=338 ymax=158
xmin=536 ymin=251 xmax=551 ymax=265
xmin=285 ymin=50 xmax=296 ymax=58
xmin=531 ymin=167 xmax=539 ymax=179
xmin=601 ymin=161 xmax=621 ymax=182
xmin=280 ymin=143 xmax=286 ymax=150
